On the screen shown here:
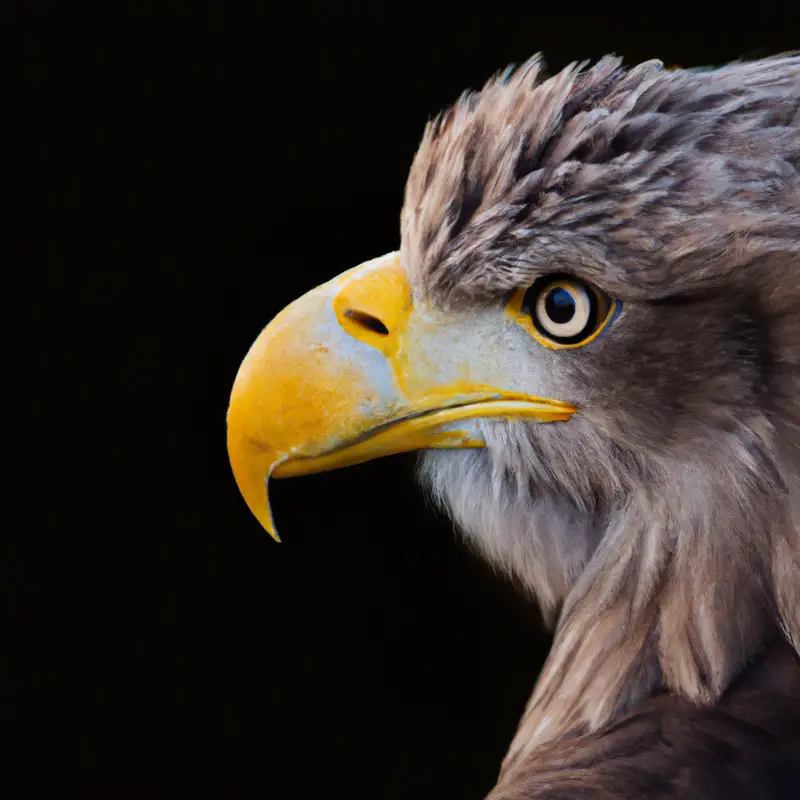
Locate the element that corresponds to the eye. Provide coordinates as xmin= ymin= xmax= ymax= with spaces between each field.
xmin=507 ymin=275 xmax=620 ymax=349
xmin=533 ymin=282 xmax=592 ymax=340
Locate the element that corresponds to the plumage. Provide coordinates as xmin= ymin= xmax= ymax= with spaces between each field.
xmin=408 ymin=54 xmax=800 ymax=797
xmin=228 ymin=53 xmax=800 ymax=798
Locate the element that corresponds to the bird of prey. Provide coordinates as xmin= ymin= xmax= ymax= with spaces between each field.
xmin=226 ymin=54 xmax=800 ymax=798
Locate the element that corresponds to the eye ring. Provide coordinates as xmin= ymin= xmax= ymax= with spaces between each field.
xmin=506 ymin=275 xmax=620 ymax=350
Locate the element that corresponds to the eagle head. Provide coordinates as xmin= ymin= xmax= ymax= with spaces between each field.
xmin=226 ymin=54 xmax=799 ymax=763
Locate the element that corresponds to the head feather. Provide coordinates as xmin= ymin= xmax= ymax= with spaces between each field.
xmin=402 ymin=53 xmax=799 ymax=306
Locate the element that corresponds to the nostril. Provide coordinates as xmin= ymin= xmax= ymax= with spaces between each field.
xmin=343 ymin=309 xmax=389 ymax=336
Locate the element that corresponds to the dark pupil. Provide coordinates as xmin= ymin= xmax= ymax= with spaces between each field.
xmin=545 ymin=288 xmax=575 ymax=324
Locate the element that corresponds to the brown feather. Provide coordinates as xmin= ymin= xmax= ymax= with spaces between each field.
xmin=489 ymin=641 xmax=799 ymax=799
xmin=404 ymin=54 xmax=800 ymax=797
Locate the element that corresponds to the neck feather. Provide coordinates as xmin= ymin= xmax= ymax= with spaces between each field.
xmin=501 ymin=457 xmax=798 ymax=775
xmin=418 ymin=422 xmax=800 ymax=773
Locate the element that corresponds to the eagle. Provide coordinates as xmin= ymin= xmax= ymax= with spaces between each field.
xmin=226 ymin=55 xmax=800 ymax=798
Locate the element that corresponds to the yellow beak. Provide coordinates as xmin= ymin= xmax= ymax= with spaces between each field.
xmin=226 ymin=252 xmax=575 ymax=540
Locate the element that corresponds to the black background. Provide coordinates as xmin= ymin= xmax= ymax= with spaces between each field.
xmin=13 ymin=4 xmax=797 ymax=796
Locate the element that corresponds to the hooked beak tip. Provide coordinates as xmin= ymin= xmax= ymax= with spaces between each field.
xmin=226 ymin=424 xmax=284 ymax=542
